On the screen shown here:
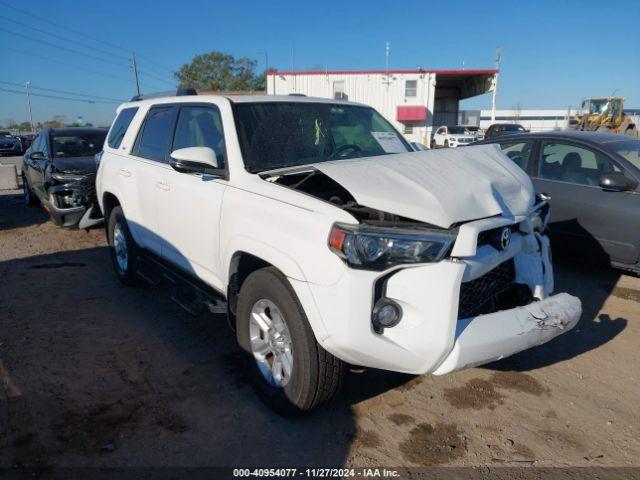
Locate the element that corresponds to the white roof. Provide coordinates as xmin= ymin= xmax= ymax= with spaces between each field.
xmin=118 ymin=94 xmax=366 ymax=110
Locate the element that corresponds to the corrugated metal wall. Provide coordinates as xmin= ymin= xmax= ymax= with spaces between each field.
xmin=269 ymin=72 xmax=437 ymax=143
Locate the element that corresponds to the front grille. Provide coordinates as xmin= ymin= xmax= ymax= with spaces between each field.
xmin=458 ymin=259 xmax=516 ymax=319
xmin=477 ymin=224 xmax=519 ymax=249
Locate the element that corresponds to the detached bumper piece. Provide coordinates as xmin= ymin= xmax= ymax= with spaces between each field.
xmin=44 ymin=173 xmax=103 ymax=228
xmin=433 ymin=293 xmax=582 ymax=375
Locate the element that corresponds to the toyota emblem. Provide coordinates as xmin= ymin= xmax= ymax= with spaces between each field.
xmin=500 ymin=227 xmax=511 ymax=250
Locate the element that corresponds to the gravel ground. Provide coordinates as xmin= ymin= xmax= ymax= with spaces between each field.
xmin=0 ymin=188 xmax=639 ymax=471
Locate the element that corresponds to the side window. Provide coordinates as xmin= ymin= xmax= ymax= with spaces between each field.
xmin=405 ymin=80 xmax=417 ymax=98
xmin=538 ymin=141 xmax=620 ymax=186
xmin=172 ymin=105 xmax=227 ymax=167
xmin=333 ymin=81 xmax=347 ymax=100
xmin=132 ymin=106 xmax=177 ymax=161
xmin=437 ymin=127 xmax=445 ymax=135
xmin=499 ymin=141 xmax=533 ymax=170
xmin=31 ymin=135 xmax=41 ymax=153
xmin=36 ymin=134 xmax=50 ymax=156
xmin=108 ymin=107 xmax=138 ymax=149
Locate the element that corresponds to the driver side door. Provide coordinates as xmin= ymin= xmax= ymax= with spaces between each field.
xmin=156 ymin=103 xmax=229 ymax=291
xmin=29 ymin=133 xmax=51 ymax=198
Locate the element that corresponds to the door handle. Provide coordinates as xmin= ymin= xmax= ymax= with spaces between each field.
xmin=156 ymin=180 xmax=170 ymax=191
xmin=118 ymin=168 xmax=132 ymax=178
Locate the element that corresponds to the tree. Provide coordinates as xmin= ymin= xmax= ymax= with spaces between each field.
xmin=174 ymin=51 xmax=267 ymax=92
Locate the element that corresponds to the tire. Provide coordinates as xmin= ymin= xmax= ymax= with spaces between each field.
xmin=236 ymin=267 xmax=345 ymax=415
xmin=22 ymin=175 xmax=38 ymax=206
xmin=444 ymin=140 xmax=449 ymax=148
xmin=107 ymin=206 xmax=140 ymax=286
xmin=430 ymin=139 xmax=436 ymax=149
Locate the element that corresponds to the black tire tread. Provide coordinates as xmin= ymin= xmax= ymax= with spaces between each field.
xmin=237 ymin=267 xmax=344 ymax=413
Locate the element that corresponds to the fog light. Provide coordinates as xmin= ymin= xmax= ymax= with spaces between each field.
xmin=372 ymin=298 xmax=403 ymax=331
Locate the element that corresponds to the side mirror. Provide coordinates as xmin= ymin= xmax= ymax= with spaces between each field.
xmin=169 ymin=147 xmax=220 ymax=175
xmin=30 ymin=151 xmax=46 ymax=161
xmin=598 ymin=172 xmax=638 ymax=192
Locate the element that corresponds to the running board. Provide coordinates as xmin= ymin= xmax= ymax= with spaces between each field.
xmin=137 ymin=251 xmax=228 ymax=317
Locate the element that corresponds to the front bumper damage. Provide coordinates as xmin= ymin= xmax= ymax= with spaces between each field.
xmin=43 ymin=173 xmax=103 ymax=229
xmin=294 ymin=215 xmax=582 ymax=375
xmin=433 ymin=292 xmax=581 ymax=374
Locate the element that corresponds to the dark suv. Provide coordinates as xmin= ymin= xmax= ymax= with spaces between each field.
xmin=21 ymin=127 xmax=107 ymax=228
xmin=484 ymin=123 xmax=528 ymax=140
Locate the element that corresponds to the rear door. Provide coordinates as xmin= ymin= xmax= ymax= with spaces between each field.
xmin=532 ymin=139 xmax=639 ymax=264
xmin=128 ymin=104 xmax=178 ymax=255
xmin=156 ymin=103 xmax=228 ymax=291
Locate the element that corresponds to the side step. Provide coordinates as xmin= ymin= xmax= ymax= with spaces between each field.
xmin=137 ymin=252 xmax=227 ymax=316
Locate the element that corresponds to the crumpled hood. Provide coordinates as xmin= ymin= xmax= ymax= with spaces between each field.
xmin=313 ymin=144 xmax=534 ymax=228
xmin=52 ymin=156 xmax=97 ymax=174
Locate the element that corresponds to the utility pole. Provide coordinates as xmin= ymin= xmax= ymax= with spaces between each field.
xmin=385 ymin=42 xmax=390 ymax=77
xmin=25 ymin=81 xmax=34 ymax=132
xmin=258 ymin=51 xmax=269 ymax=93
xmin=131 ymin=52 xmax=141 ymax=97
xmin=491 ymin=45 xmax=501 ymax=124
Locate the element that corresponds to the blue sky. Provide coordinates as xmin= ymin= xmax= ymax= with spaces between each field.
xmin=1 ymin=0 xmax=638 ymax=127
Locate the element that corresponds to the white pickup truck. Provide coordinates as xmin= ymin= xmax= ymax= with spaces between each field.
xmin=96 ymin=92 xmax=582 ymax=414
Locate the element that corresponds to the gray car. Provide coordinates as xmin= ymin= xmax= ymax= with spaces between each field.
xmin=477 ymin=131 xmax=640 ymax=275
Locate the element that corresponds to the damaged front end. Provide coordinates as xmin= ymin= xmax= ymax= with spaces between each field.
xmin=265 ymin=161 xmax=581 ymax=375
xmin=44 ymin=170 xmax=103 ymax=229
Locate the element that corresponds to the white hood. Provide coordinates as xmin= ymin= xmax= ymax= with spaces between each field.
xmin=313 ymin=144 xmax=534 ymax=228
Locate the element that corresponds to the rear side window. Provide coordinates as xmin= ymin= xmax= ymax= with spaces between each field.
xmin=498 ymin=140 xmax=533 ymax=170
xmin=132 ymin=106 xmax=177 ymax=161
xmin=108 ymin=107 xmax=138 ymax=149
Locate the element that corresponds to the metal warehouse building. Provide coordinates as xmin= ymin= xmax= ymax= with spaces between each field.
xmin=267 ymin=69 xmax=497 ymax=144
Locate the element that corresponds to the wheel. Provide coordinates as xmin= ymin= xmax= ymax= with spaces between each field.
xmin=22 ymin=175 xmax=38 ymax=206
xmin=444 ymin=140 xmax=450 ymax=148
xmin=107 ymin=206 xmax=140 ymax=285
xmin=430 ymin=139 xmax=436 ymax=149
xmin=236 ymin=267 xmax=345 ymax=415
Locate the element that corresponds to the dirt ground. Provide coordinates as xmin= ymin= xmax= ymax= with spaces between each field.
xmin=1 ymin=187 xmax=639 ymax=470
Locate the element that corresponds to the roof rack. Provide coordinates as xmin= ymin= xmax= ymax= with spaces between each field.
xmin=130 ymin=88 xmax=197 ymax=102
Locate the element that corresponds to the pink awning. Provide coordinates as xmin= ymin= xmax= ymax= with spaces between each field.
xmin=397 ymin=105 xmax=427 ymax=122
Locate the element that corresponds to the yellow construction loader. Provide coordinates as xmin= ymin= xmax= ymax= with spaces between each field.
xmin=570 ymin=97 xmax=638 ymax=136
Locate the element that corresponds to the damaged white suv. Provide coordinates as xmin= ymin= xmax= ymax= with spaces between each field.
xmin=96 ymin=93 xmax=582 ymax=413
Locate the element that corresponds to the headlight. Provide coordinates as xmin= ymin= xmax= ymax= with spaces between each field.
xmin=51 ymin=172 xmax=87 ymax=182
xmin=328 ymin=223 xmax=455 ymax=270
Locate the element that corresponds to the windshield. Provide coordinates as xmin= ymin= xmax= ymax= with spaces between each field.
xmin=234 ymin=102 xmax=411 ymax=172
xmin=503 ymin=124 xmax=526 ymax=131
xmin=614 ymin=140 xmax=640 ymax=171
xmin=448 ymin=126 xmax=467 ymax=134
xmin=465 ymin=126 xmax=479 ymax=132
xmin=52 ymin=132 xmax=106 ymax=158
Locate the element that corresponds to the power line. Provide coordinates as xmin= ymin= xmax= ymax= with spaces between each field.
xmin=0 ymin=44 xmax=134 ymax=84
xmin=0 ymin=10 xmax=176 ymax=81
xmin=139 ymin=70 xmax=176 ymax=87
xmin=0 ymin=14 xmax=127 ymax=63
xmin=0 ymin=87 xmax=120 ymax=104
xmin=0 ymin=0 xmax=176 ymax=76
xmin=0 ymin=80 xmax=124 ymax=102
xmin=0 ymin=27 xmax=130 ymax=69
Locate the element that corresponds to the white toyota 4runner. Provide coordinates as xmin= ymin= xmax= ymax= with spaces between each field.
xmin=96 ymin=92 xmax=582 ymax=413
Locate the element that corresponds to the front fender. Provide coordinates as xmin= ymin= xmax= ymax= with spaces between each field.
xmin=222 ymin=235 xmax=307 ymax=286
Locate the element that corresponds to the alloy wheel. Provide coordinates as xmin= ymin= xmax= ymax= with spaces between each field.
xmin=113 ymin=222 xmax=129 ymax=273
xmin=249 ymin=299 xmax=293 ymax=387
